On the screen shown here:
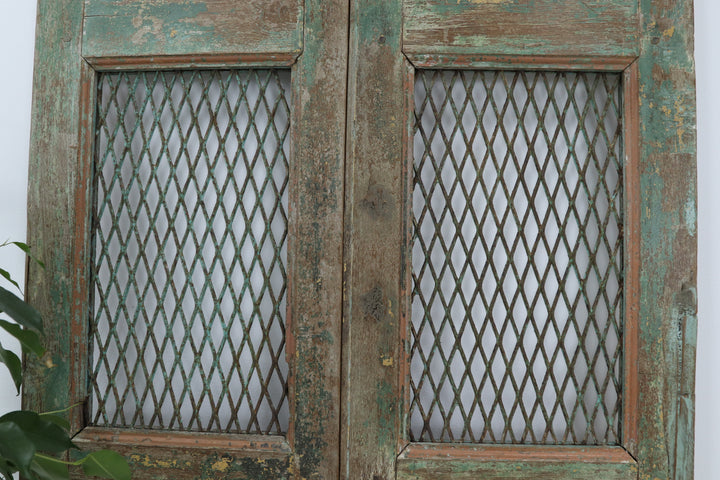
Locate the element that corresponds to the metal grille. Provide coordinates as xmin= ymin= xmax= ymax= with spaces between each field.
xmin=90 ymin=69 xmax=290 ymax=434
xmin=410 ymin=70 xmax=623 ymax=444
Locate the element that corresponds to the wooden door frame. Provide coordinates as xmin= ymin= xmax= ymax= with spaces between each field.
xmin=342 ymin=0 xmax=696 ymax=479
xmin=24 ymin=1 xmax=348 ymax=478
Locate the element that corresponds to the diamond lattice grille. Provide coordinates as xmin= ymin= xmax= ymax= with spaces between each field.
xmin=410 ymin=70 xmax=623 ymax=444
xmin=90 ymin=69 xmax=290 ymax=434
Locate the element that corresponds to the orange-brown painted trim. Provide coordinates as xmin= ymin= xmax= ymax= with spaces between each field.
xmin=405 ymin=53 xmax=637 ymax=72
xmin=75 ymin=427 xmax=292 ymax=455
xmin=69 ymin=60 xmax=96 ymax=435
xmin=398 ymin=443 xmax=636 ymax=464
xmin=622 ymin=60 xmax=640 ymax=458
xmin=398 ymin=59 xmax=415 ymax=454
xmin=85 ymin=53 xmax=300 ymax=71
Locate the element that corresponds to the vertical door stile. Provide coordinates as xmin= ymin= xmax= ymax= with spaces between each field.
xmin=342 ymin=0 xmax=407 ymax=478
xmin=289 ymin=0 xmax=349 ymax=478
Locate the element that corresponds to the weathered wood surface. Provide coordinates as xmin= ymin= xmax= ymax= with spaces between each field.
xmin=403 ymin=0 xmax=639 ymax=58
xmin=27 ymin=0 xmax=348 ymax=478
xmin=287 ymin=0 xmax=348 ymax=478
xmin=397 ymin=445 xmax=637 ymax=480
xmin=74 ymin=428 xmax=293 ymax=480
xmin=636 ymin=0 xmax=697 ymax=479
xmin=406 ymin=53 xmax=635 ymax=71
xmin=24 ymin=0 xmax=92 ymax=434
xmin=342 ymin=0 xmax=407 ymax=478
xmin=83 ymin=0 xmax=303 ymax=63
xmin=623 ymin=61 xmax=641 ymax=457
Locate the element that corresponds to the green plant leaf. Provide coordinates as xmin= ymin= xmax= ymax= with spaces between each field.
xmin=0 ymin=421 xmax=36 ymax=477
xmin=0 ymin=285 xmax=43 ymax=333
xmin=0 ymin=344 xmax=22 ymax=393
xmin=0 ymin=320 xmax=44 ymax=358
xmin=38 ymin=413 xmax=71 ymax=431
xmin=80 ymin=451 xmax=130 ymax=480
xmin=31 ymin=455 xmax=70 ymax=480
xmin=10 ymin=242 xmax=44 ymax=268
xmin=0 ymin=411 xmax=75 ymax=454
xmin=0 ymin=268 xmax=20 ymax=293
xmin=0 ymin=458 xmax=16 ymax=480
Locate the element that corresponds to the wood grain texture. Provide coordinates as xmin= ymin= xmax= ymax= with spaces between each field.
xmin=23 ymin=0 xmax=90 ymax=431
xmin=74 ymin=428 xmax=292 ymax=480
xmin=636 ymin=1 xmax=697 ymax=479
xmin=287 ymin=0 xmax=348 ymax=478
xmin=403 ymin=0 xmax=639 ymax=58
xmin=406 ymin=53 xmax=636 ymax=71
xmin=397 ymin=444 xmax=637 ymax=480
xmin=342 ymin=0 xmax=406 ymax=478
xmin=88 ymin=53 xmax=298 ymax=70
xmin=83 ymin=0 xmax=303 ymax=61
xmin=623 ymin=61 xmax=641 ymax=457
xmin=27 ymin=0 xmax=348 ymax=479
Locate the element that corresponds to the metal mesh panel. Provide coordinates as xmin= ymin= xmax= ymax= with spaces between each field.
xmin=90 ymin=69 xmax=290 ymax=434
xmin=410 ymin=70 xmax=623 ymax=444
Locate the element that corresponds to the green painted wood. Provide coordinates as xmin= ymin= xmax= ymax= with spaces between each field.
xmin=288 ymin=0 xmax=348 ymax=478
xmin=72 ymin=429 xmax=293 ymax=480
xmin=82 ymin=0 xmax=303 ymax=62
xmin=636 ymin=0 xmax=697 ymax=479
xmin=397 ymin=459 xmax=636 ymax=480
xmin=396 ymin=445 xmax=637 ymax=480
xmin=403 ymin=0 xmax=639 ymax=58
xmin=342 ymin=0 xmax=408 ymax=478
xmin=27 ymin=1 xmax=347 ymax=479
xmin=23 ymin=0 xmax=92 ymax=433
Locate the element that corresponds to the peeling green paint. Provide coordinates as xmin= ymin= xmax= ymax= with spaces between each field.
xmin=83 ymin=0 xmax=303 ymax=59
xmin=637 ymin=1 xmax=697 ymax=479
xmin=398 ymin=458 xmax=637 ymax=479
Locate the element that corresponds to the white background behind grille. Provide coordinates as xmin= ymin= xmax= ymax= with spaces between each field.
xmin=410 ymin=70 xmax=623 ymax=444
xmin=90 ymin=70 xmax=291 ymax=433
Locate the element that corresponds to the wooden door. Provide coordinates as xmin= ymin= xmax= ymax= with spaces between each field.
xmin=25 ymin=1 xmax=347 ymax=478
xmin=342 ymin=1 xmax=696 ymax=479
xmin=26 ymin=1 xmax=696 ymax=479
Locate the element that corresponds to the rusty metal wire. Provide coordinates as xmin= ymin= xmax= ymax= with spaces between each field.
xmin=90 ymin=69 xmax=290 ymax=434
xmin=409 ymin=70 xmax=623 ymax=444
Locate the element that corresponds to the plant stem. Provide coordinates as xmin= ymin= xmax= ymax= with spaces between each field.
xmin=34 ymin=453 xmax=84 ymax=466
xmin=40 ymin=401 xmax=83 ymax=416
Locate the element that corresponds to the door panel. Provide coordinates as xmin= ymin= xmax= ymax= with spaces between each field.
xmin=25 ymin=0 xmax=347 ymax=478
xmin=342 ymin=0 xmax=694 ymax=479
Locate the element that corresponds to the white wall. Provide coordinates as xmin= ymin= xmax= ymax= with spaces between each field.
xmin=0 ymin=1 xmax=37 ymax=417
xmin=0 ymin=1 xmax=717 ymax=478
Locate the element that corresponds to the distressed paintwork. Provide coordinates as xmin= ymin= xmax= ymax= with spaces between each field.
xmin=342 ymin=0 xmax=406 ymax=478
xmin=27 ymin=0 xmax=347 ymax=477
xmin=25 ymin=0 xmax=696 ymax=477
xmin=83 ymin=0 xmax=303 ymax=62
xmin=288 ymin=0 xmax=348 ymax=478
xmin=24 ymin=0 xmax=91 ymax=434
xmin=406 ymin=53 xmax=636 ymax=71
xmin=72 ymin=429 xmax=292 ymax=479
xmin=636 ymin=1 xmax=697 ymax=479
xmin=403 ymin=0 xmax=639 ymax=58
xmin=396 ymin=445 xmax=637 ymax=480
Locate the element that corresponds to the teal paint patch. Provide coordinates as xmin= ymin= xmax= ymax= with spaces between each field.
xmin=358 ymin=0 xmax=401 ymax=47
xmin=294 ymin=341 xmax=331 ymax=478
xmin=636 ymin=1 xmax=697 ymax=479
xmin=684 ymin=197 xmax=696 ymax=237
